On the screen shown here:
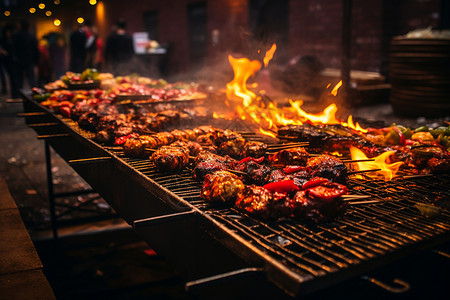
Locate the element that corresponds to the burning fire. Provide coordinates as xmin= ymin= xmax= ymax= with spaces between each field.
xmin=224 ymin=45 xmax=368 ymax=137
xmin=349 ymin=146 xmax=404 ymax=180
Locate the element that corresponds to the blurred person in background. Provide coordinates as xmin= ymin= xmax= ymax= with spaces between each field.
xmin=69 ymin=22 xmax=88 ymax=73
xmin=105 ymin=19 xmax=134 ymax=75
xmin=37 ymin=38 xmax=51 ymax=87
xmin=85 ymin=24 xmax=104 ymax=71
xmin=12 ymin=19 xmax=39 ymax=93
xmin=50 ymin=33 xmax=67 ymax=79
xmin=0 ymin=23 xmax=19 ymax=98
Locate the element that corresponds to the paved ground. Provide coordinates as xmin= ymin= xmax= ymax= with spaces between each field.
xmin=0 ymin=86 xmax=449 ymax=299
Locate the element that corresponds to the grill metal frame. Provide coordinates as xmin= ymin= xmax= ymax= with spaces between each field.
xmin=21 ymin=93 xmax=450 ymax=297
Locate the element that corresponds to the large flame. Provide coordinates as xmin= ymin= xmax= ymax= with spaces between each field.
xmin=349 ymin=146 xmax=404 ymax=181
xmin=225 ymin=47 xmax=367 ymax=137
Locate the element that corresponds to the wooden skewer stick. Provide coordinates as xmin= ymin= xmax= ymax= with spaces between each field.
xmin=348 ymin=200 xmax=384 ymax=205
xmin=347 ymin=169 xmax=381 ymax=175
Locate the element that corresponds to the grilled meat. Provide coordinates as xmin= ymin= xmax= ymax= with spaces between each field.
xmin=270 ymin=147 xmax=310 ymax=166
xmin=242 ymin=141 xmax=268 ymax=158
xmin=217 ymin=136 xmax=247 ymax=157
xmin=289 ymin=181 xmax=348 ymax=223
xmin=201 ymin=171 xmax=245 ymax=205
xmin=306 ymin=155 xmax=348 ymax=184
xmin=235 ymin=185 xmax=275 ymax=220
xmin=150 ymin=146 xmax=190 ymax=172
xmin=235 ymin=160 xmax=272 ymax=185
xmin=193 ymin=151 xmax=237 ymax=181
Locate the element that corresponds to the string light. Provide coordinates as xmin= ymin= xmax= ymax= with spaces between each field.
xmin=89 ymin=0 xmax=97 ymax=5
xmin=38 ymin=3 xmax=46 ymax=9
xmin=77 ymin=17 xmax=85 ymax=24
xmin=46 ymin=11 xmax=52 ymax=16
xmin=4 ymin=11 xmax=11 ymax=16
xmin=29 ymin=7 xmax=36 ymax=13
xmin=54 ymin=19 xmax=61 ymax=26
xmin=54 ymin=0 xmax=60 ymax=4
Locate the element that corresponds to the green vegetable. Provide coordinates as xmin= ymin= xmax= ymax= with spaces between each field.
xmin=386 ymin=129 xmax=400 ymax=144
xmin=445 ymin=126 xmax=450 ymax=136
xmin=430 ymin=127 xmax=447 ymax=138
xmin=80 ymin=68 xmax=99 ymax=81
xmin=414 ymin=126 xmax=429 ymax=133
xmin=402 ymin=128 xmax=412 ymax=139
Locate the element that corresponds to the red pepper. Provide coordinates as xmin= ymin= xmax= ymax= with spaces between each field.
xmin=114 ymin=134 xmax=133 ymax=145
xmin=301 ymin=177 xmax=330 ymax=190
xmin=405 ymin=139 xmax=415 ymax=146
xmin=392 ymin=126 xmax=406 ymax=145
xmin=307 ymin=182 xmax=348 ymax=203
xmin=283 ymin=165 xmax=306 ymax=174
xmin=238 ymin=156 xmax=264 ymax=164
xmin=59 ymin=106 xmax=71 ymax=118
xmin=263 ymin=180 xmax=300 ymax=193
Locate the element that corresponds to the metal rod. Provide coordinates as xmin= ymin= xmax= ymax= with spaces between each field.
xmin=6 ymin=98 xmax=23 ymax=103
xmin=348 ymin=169 xmax=381 ymax=175
xmin=133 ymin=210 xmax=195 ymax=228
xmin=68 ymin=157 xmax=111 ymax=165
xmin=53 ymin=189 xmax=95 ymax=198
xmin=185 ymin=267 xmax=263 ymax=290
xmin=37 ymin=133 xmax=70 ymax=139
xmin=45 ymin=141 xmax=58 ymax=240
xmin=17 ymin=112 xmax=47 ymax=117
xmin=28 ymin=122 xmax=60 ymax=127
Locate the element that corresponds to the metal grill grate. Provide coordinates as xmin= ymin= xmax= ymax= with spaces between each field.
xmin=108 ymin=145 xmax=450 ymax=281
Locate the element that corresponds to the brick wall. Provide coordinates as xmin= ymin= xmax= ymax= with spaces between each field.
xmin=101 ymin=0 xmax=442 ymax=76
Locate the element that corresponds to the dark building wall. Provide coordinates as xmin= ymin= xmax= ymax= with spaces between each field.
xmin=101 ymin=0 xmax=442 ymax=76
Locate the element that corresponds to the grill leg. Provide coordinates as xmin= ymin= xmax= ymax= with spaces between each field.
xmin=45 ymin=141 xmax=58 ymax=239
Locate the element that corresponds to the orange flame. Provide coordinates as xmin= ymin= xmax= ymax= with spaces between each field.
xmin=225 ymin=48 xmax=367 ymax=137
xmin=259 ymin=127 xmax=277 ymax=138
xmin=350 ymin=146 xmax=404 ymax=181
xmin=263 ymin=44 xmax=277 ymax=67
xmin=331 ymin=80 xmax=342 ymax=96
xmin=226 ymin=55 xmax=262 ymax=107
xmin=342 ymin=115 xmax=368 ymax=133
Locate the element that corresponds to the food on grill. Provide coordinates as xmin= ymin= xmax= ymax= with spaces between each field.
xmin=217 ymin=136 xmax=247 ymax=157
xmin=242 ymin=141 xmax=268 ymax=158
xmin=269 ymin=147 xmax=310 ymax=166
xmin=234 ymin=159 xmax=273 ymax=185
xmin=235 ymin=185 xmax=276 ymax=220
xmin=150 ymin=145 xmax=190 ymax=172
xmin=193 ymin=151 xmax=237 ymax=181
xmin=201 ymin=171 xmax=245 ymax=204
xmin=223 ymin=177 xmax=349 ymax=222
xmin=306 ymin=155 xmax=348 ymax=184
xmin=289 ymin=181 xmax=348 ymax=223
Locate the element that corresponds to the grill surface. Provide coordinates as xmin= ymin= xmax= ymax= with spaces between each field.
xmin=21 ymin=94 xmax=450 ymax=297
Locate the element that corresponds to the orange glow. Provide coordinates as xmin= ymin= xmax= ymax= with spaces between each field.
xmin=350 ymin=146 xmax=404 ymax=181
xmin=224 ymin=48 xmax=368 ymax=137
xmin=259 ymin=127 xmax=277 ymax=139
xmin=263 ymin=44 xmax=277 ymax=67
xmin=331 ymin=80 xmax=342 ymax=96
xmin=331 ymin=151 xmax=343 ymax=157
xmin=226 ymin=55 xmax=261 ymax=107
xmin=290 ymin=100 xmax=340 ymax=125
xmin=342 ymin=115 xmax=368 ymax=133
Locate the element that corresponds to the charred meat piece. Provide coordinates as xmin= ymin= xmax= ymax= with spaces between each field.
xmin=123 ymin=135 xmax=159 ymax=158
xmin=235 ymin=160 xmax=272 ymax=185
xmin=170 ymin=140 xmax=203 ymax=156
xmin=153 ymin=132 xmax=175 ymax=146
xmin=242 ymin=141 xmax=268 ymax=158
xmin=217 ymin=137 xmax=247 ymax=158
xmin=171 ymin=129 xmax=188 ymax=141
xmin=150 ymin=146 xmax=190 ymax=172
xmin=193 ymin=151 xmax=237 ymax=181
xmin=201 ymin=171 xmax=245 ymax=205
xmin=235 ymin=185 xmax=275 ymax=220
xmin=270 ymin=147 xmax=310 ymax=166
xmin=306 ymin=155 xmax=348 ymax=184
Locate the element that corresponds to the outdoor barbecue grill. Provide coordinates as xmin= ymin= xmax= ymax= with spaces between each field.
xmin=20 ymin=91 xmax=450 ymax=297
